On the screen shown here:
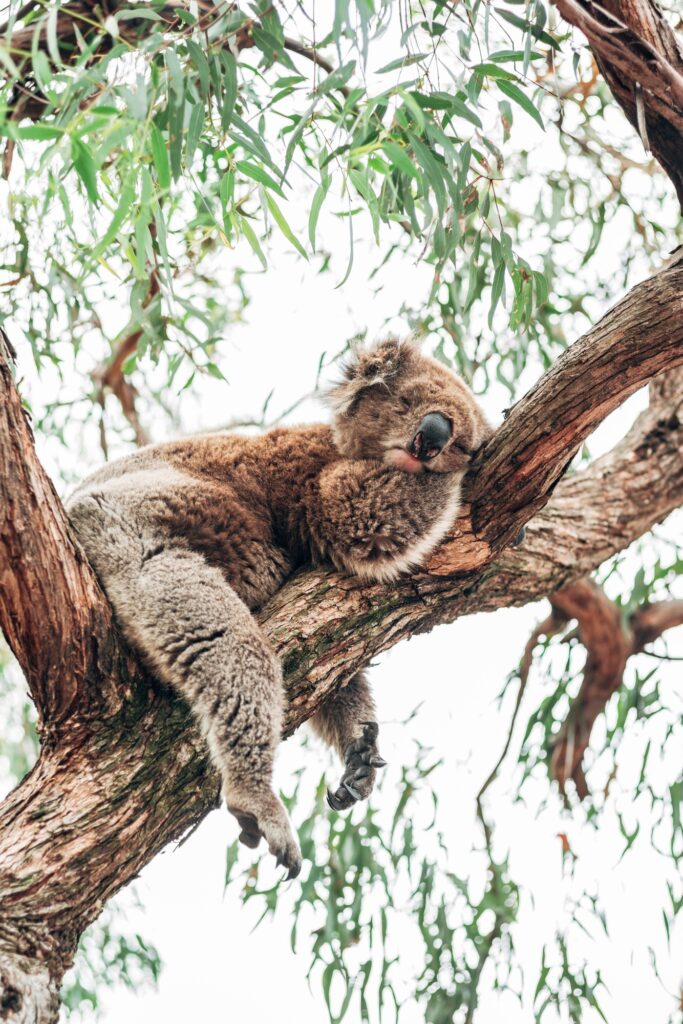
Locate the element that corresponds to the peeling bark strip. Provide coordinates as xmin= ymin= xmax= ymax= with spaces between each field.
xmin=524 ymin=580 xmax=683 ymax=798
xmin=552 ymin=0 xmax=683 ymax=209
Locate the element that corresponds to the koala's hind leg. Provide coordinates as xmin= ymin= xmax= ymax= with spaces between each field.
xmin=309 ymin=672 xmax=387 ymax=811
xmin=68 ymin=492 xmax=301 ymax=878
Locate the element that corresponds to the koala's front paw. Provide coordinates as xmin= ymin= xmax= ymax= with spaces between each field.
xmin=326 ymin=721 xmax=387 ymax=812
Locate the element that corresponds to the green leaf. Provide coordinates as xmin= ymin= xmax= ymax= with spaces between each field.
xmin=317 ymin=60 xmax=355 ymax=95
xmin=376 ymin=52 xmax=429 ymax=74
xmin=165 ymin=49 xmax=184 ymax=99
xmin=488 ymin=260 xmax=506 ymax=327
xmin=149 ymin=124 xmax=170 ymax=190
xmin=46 ymin=5 xmax=63 ymax=68
xmin=185 ymin=102 xmax=204 ymax=166
xmin=15 ymin=125 xmax=64 ymax=140
xmin=186 ymin=39 xmax=210 ymax=98
xmin=265 ymin=193 xmax=307 ymax=257
xmin=221 ymin=50 xmax=238 ymax=129
xmin=236 ymin=160 xmax=285 ymax=197
xmin=381 ymin=140 xmax=420 ymax=181
xmin=0 ymin=43 xmax=20 ymax=77
xmin=167 ymin=98 xmax=185 ymax=180
xmin=496 ymin=78 xmax=544 ymax=129
xmin=494 ymin=7 xmax=561 ymax=49
xmin=238 ymin=214 xmax=267 ymax=269
xmin=471 ymin=63 xmax=517 ymax=80
xmin=70 ymin=139 xmax=99 ymax=204
xmin=308 ymin=175 xmax=331 ymax=250
xmin=94 ymin=182 xmax=136 ymax=255
xmin=489 ymin=49 xmax=543 ymax=63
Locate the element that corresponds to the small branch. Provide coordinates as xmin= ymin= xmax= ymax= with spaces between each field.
xmin=630 ymin=599 xmax=683 ymax=652
xmin=93 ymin=330 xmax=150 ymax=449
xmin=477 ymin=611 xmax=559 ymax=808
xmin=92 ymin=261 xmax=161 ymax=449
xmin=524 ymin=580 xmax=683 ymax=799
xmin=551 ymin=0 xmax=683 ymax=209
xmin=283 ymin=35 xmax=352 ymax=98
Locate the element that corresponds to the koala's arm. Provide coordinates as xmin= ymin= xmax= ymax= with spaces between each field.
xmin=305 ymin=459 xmax=462 ymax=581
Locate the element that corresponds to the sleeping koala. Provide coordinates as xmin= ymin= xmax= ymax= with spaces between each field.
xmin=67 ymin=337 xmax=491 ymax=879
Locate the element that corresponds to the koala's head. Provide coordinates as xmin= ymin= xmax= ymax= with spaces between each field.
xmin=327 ymin=337 xmax=493 ymax=474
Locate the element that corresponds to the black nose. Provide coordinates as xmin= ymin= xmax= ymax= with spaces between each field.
xmin=410 ymin=412 xmax=452 ymax=461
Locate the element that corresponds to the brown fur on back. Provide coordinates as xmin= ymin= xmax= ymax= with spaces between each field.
xmin=65 ymin=338 xmax=492 ymax=878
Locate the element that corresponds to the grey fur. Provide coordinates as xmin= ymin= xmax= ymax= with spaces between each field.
xmin=66 ymin=339 xmax=490 ymax=878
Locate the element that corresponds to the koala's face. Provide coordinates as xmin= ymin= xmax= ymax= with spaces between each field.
xmin=328 ymin=338 xmax=493 ymax=474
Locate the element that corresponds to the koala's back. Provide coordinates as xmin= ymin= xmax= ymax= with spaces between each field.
xmin=68 ymin=423 xmax=337 ymax=610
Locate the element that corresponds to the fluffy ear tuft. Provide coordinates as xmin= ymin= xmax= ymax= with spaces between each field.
xmin=325 ymin=336 xmax=414 ymax=416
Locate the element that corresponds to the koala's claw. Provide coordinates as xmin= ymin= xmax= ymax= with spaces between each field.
xmin=326 ymin=721 xmax=386 ymax=812
xmin=228 ymin=801 xmax=302 ymax=880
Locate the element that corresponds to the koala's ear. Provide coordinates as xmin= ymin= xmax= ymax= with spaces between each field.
xmin=325 ymin=336 xmax=414 ymax=416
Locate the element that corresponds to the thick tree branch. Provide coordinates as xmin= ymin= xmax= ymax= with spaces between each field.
xmin=463 ymin=250 xmax=683 ymax=555
xmin=552 ymin=0 xmax=683 ymax=208
xmin=0 ymin=328 xmax=125 ymax=733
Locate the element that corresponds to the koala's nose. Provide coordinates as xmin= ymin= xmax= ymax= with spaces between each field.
xmin=410 ymin=412 xmax=452 ymax=461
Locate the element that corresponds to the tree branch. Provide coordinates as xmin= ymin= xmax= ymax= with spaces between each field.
xmin=538 ymin=577 xmax=683 ymax=799
xmin=462 ymin=250 xmax=683 ymax=555
xmin=0 ymin=328 xmax=125 ymax=734
xmin=551 ymin=0 xmax=683 ymax=208
xmin=631 ymin=598 xmax=683 ymax=650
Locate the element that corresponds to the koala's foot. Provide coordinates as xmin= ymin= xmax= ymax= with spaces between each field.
xmin=227 ymin=794 xmax=302 ymax=880
xmin=326 ymin=721 xmax=387 ymax=812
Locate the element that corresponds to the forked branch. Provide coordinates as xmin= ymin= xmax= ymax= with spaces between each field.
xmin=523 ymin=578 xmax=683 ymax=798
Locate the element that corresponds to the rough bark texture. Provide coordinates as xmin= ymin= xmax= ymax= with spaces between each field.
xmin=1 ymin=2 xmax=683 ymax=1021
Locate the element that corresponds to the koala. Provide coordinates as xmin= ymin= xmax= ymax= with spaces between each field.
xmin=66 ymin=337 xmax=491 ymax=879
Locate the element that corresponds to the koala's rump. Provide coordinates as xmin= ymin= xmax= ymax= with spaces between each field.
xmin=69 ymin=459 xmax=292 ymax=613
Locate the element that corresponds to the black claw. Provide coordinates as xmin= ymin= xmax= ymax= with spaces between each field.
xmin=369 ymin=755 xmax=387 ymax=768
xmin=343 ymin=781 xmax=362 ymax=801
xmin=327 ymin=787 xmax=347 ymax=811
xmin=286 ymin=860 xmax=301 ymax=881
